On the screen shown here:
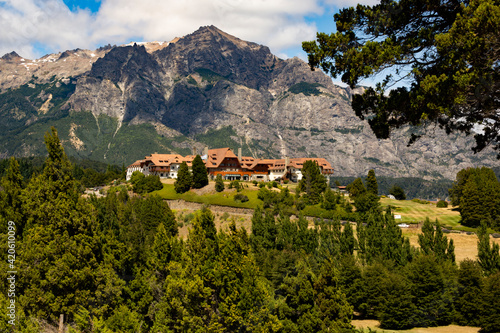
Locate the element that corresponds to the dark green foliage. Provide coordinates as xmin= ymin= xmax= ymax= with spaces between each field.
xmin=174 ymin=161 xmax=192 ymax=193
xmin=418 ymin=218 xmax=455 ymax=262
xmin=298 ymin=160 xmax=327 ymax=205
xmin=136 ymin=194 xmax=177 ymax=237
xmin=287 ymin=82 xmax=324 ymax=96
xmin=436 ymin=200 xmax=448 ymax=208
xmin=455 ymin=259 xmax=484 ymax=327
xmin=303 ymin=0 xmax=500 ymax=156
xmin=9 ymin=129 xmax=500 ymax=332
xmin=332 ymin=175 xmax=453 ymax=200
xmin=229 ymin=179 xmax=242 ymax=191
xmin=191 ymin=155 xmax=208 ymax=189
xmin=0 ymin=157 xmax=25 ymax=236
xmin=321 ymin=186 xmax=337 ymax=211
xmin=16 ymin=127 xmax=122 ymax=323
xmin=346 ymin=177 xmax=366 ymax=198
xmin=366 ymin=169 xmax=378 ymax=195
xmin=353 ymin=192 xmax=380 ymax=215
xmin=450 ymin=167 xmax=500 ymax=228
xmin=378 ymin=255 xmax=457 ymax=329
xmin=480 ymin=272 xmax=500 ymax=333
xmin=389 ymin=184 xmax=406 ymax=200
xmin=233 ymin=193 xmax=249 ymax=202
xmin=132 ymin=174 xmax=163 ymax=194
xmin=215 ymin=174 xmax=224 ymax=192
xmin=276 ymin=259 xmax=353 ymax=332
xmin=356 ymin=208 xmax=413 ymax=266
xmin=477 ymin=221 xmax=500 ymax=275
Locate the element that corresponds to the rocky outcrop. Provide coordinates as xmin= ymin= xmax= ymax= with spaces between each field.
xmin=0 ymin=26 xmax=497 ymax=179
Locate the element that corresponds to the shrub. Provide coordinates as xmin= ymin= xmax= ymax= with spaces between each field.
xmin=215 ymin=174 xmax=224 ymax=192
xmin=183 ymin=213 xmax=195 ymax=224
xmin=272 ymin=181 xmax=278 ymax=188
xmin=259 ymin=182 xmax=266 ymax=188
xmin=389 ymin=184 xmax=406 ymax=200
xmin=437 ymin=200 xmax=448 ymax=208
xmin=232 ymin=180 xmax=242 ymax=191
xmin=133 ymin=174 xmax=163 ymax=194
xmin=412 ymin=198 xmax=430 ymax=205
xmin=234 ymin=193 xmax=249 ymax=202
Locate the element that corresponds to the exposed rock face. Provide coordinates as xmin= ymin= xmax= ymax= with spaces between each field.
xmin=0 ymin=26 xmax=497 ymax=179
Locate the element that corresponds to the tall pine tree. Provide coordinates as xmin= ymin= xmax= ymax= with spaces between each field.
xmin=366 ymin=169 xmax=378 ymax=195
xmin=174 ymin=161 xmax=192 ymax=193
xmin=191 ymin=155 xmax=208 ymax=189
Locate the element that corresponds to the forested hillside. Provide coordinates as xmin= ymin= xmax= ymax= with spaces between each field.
xmin=0 ymin=129 xmax=499 ymax=332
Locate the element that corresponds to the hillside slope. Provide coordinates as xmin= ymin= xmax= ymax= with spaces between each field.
xmin=0 ymin=26 xmax=496 ymax=178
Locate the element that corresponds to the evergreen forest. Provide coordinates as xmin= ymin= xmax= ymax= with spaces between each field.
xmin=0 ymin=128 xmax=499 ymax=332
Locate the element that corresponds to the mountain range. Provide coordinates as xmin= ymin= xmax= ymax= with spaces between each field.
xmin=0 ymin=25 xmax=497 ymax=180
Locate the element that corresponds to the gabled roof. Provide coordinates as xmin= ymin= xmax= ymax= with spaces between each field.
xmin=206 ymin=148 xmax=238 ymax=168
xmin=127 ymin=159 xmax=144 ymax=168
xmin=269 ymin=158 xmax=334 ymax=172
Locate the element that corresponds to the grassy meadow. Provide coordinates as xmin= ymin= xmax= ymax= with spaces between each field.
xmin=380 ymin=198 xmax=462 ymax=228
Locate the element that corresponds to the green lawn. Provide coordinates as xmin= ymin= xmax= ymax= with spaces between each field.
xmin=380 ymin=198 xmax=463 ymax=229
xmin=152 ymin=185 xmax=467 ymax=230
xmin=152 ymin=183 xmax=261 ymax=209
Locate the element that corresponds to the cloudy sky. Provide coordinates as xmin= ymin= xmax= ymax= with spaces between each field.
xmin=0 ymin=0 xmax=379 ymax=61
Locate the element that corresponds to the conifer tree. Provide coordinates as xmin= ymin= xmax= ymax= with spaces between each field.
xmin=477 ymin=221 xmax=500 ymax=275
xmin=389 ymin=184 xmax=406 ymax=200
xmin=321 ymin=186 xmax=337 ymax=210
xmin=18 ymin=127 xmax=119 ymax=323
xmin=214 ymin=174 xmax=224 ymax=192
xmin=298 ymin=160 xmax=327 ymax=205
xmin=174 ymin=161 xmax=192 ymax=193
xmin=460 ymin=177 xmax=483 ymax=227
xmin=0 ymin=157 xmax=25 ymax=235
xmin=191 ymin=155 xmax=208 ymax=189
xmin=418 ymin=218 xmax=455 ymax=262
xmin=366 ymin=169 xmax=378 ymax=195
xmin=347 ymin=178 xmax=366 ymax=198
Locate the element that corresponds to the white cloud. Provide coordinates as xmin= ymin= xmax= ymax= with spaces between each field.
xmin=0 ymin=0 xmax=346 ymax=59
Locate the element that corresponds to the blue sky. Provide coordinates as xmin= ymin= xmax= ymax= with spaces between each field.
xmin=0 ymin=0 xmax=380 ymax=85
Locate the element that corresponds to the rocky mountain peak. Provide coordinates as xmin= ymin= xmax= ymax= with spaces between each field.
xmin=90 ymin=44 xmax=163 ymax=83
xmin=154 ymin=26 xmax=280 ymax=90
xmin=1 ymin=51 xmax=22 ymax=61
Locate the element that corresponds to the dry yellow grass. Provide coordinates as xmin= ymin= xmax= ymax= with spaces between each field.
xmin=353 ymin=319 xmax=479 ymax=333
xmin=401 ymin=228 xmax=500 ymax=262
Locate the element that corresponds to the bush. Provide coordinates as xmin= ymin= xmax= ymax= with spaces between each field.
xmin=259 ymin=182 xmax=266 ymax=188
xmin=295 ymin=199 xmax=306 ymax=211
xmin=234 ymin=193 xmax=249 ymax=202
xmin=437 ymin=200 xmax=448 ymax=208
xmin=133 ymin=175 xmax=163 ymax=194
xmin=215 ymin=174 xmax=224 ymax=192
xmin=272 ymin=181 xmax=278 ymax=188
xmin=412 ymin=198 xmax=430 ymax=205
xmin=230 ymin=180 xmax=242 ymax=191
xmin=252 ymin=180 xmax=258 ymax=186
xmin=183 ymin=213 xmax=195 ymax=224
xmin=389 ymin=184 xmax=406 ymax=200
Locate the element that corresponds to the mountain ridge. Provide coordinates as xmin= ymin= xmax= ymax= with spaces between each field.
xmin=0 ymin=26 xmax=497 ymax=180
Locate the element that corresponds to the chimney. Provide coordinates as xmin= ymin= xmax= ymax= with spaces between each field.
xmin=238 ymin=147 xmax=242 ymax=162
xmin=285 ymin=156 xmax=289 ymax=169
xmin=204 ymin=146 xmax=208 ymax=156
